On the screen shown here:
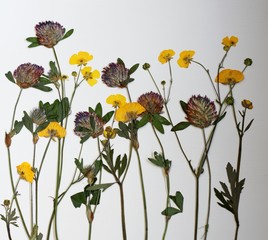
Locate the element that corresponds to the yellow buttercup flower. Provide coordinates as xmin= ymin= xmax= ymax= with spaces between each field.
xmin=158 ymin=49 xmax=175 ymax=64
xmin=215 ymin=69 xmax=244 ymax=85
xmin=38 ymin=122 xmax=66 ymax=139
xmin=69 ymin=51 xmax=93 ymax=66
xmin=106 ymin=94 xmax=126 ymax=108
xmin=222 ymin=36 xmax=238 ymax=49
xmin=177 ymin=50 xmax=195 ymax=68
xmin=81 ymin=66 xmax=100 ymax=86
xmin=17 ymin=162 xmax=34 ymax=183
xmin=241 ymin=99 xmax=253 ymax=109
xmin=115 ymin=102 xmax=146 ymax=122
xmin=103 ymin=126 xmax=117 ymax=139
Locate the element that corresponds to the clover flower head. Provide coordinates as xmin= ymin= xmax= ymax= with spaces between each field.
xmin=158 ymin=49 xmax=175 ymax=64
xmin=74 ymin=111 xmax=105 ymax=139
xmin=115 ymin=102 xmax=146 ymax=123
xmin=222 ymin=36 xmax=238 ymax=50
xmin=35 ymin=21 xmax=65 ymax=48
xmin=185 ymin=95 xmax=218 ymax=128
xmin=81 ymin=66 xmax=100 ymax=86
xmin=177 ymin=50 xmax=195 ymax=68
xmin=38 ymin=122 xmax=66 ymax=139
xmin=101 ymin=62 xmax=129 ymax=88
xmin=137 ymin=91 xmax=164 ymax=115
xmin=69 ymin=51 xmax=93 ymax=66
xmin=16 ymin=162 xmax=34 ymax=183
xmin=241 ymin=99 xmax=253 ymax=109
xmin=215 ymin=69 xmax=244 ymax=85
xmin=106 ymin=94 xmax=126 ymax=108
xmin=13 ymin=63 xmax=44 ymax=89
xmin=30 ymin=108 xmax=47 ymax=125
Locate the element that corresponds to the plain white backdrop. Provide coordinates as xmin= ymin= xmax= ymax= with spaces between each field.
xmin=1 ymin=0 xmax=268 ymax=239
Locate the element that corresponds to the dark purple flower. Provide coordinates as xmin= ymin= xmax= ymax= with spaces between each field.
xmin=101 ymin=62 xmax=129 ymax=88
xmin=13 ymin=63 xmax=44 ymax=89
xmin=35 ymin=21 xmax=65 ymax=48
xmin=185 ymin=95 xmax=217 ymax=128
xmin=137 ymin=91 xmax=164 ymax=115
xmin=74 ymin=111 xmax=105 ymax=139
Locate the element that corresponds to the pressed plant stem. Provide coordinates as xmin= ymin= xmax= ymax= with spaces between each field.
xmin=194 ymin=175 xmax=199 ymax=240
xmin=134 ymin=148 xmax=148 ymax=240
xmin=118 ymin=182 xmax=127 ymax=240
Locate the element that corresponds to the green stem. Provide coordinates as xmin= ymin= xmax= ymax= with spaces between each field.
xmin=134 ymin=148 xmax=148 ymax=240
xmin=10 ymin=89 xmax=23 ymax=132
xmin=118 ymin=182 xmax=127 ymax=240
xmin=194 ymin=175 xmax=199 ymax=240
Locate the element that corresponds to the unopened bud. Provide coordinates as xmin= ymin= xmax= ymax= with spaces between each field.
xmin=241 ymin=99 xmax=253 ymax=109
xmin=225 ymin=96 xmax=234 ymax=105
xmin=5 ymin=132 xmax=11 ymax=148
xmin=142 ymin=63 xmax=150 ymax=70
xmin=244 ymin=58 xmax=253 ymax=66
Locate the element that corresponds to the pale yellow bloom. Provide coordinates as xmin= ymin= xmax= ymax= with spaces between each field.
xmin=81 ymin=66 xmax=100 ymax=86
xmin=69 ymin=51 xmax=93 ymax=66
xmin=38 ymin=122 xmax=66 ymax=139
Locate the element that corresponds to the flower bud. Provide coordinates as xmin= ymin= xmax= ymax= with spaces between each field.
xmin=225 ymin=96 xmax=234 ymax=105
xmin=5 ymin=132 xmax=11 ymax=148
xmin=3 ymin=199 xmax=10 ymax=207
xmin=244 ymin=58 xmax=253 ymax=66
xmin=241 ymin=99 xmax=253 ymax=109
xmin=142 ymin=63 xmax=150 ymax=70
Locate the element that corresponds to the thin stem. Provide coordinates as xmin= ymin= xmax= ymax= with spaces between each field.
xmin=166 ymin=61 xmax=173 ymax=103
xmin=134 ymin=148 xmax=148 ymax=240
xmin=10 ymin=89 xmax=23 ymax=131
xmin=118 ymin=182 xmax=127 ymax=240
xmin=194 ymin=175 xmax=199 ymax=240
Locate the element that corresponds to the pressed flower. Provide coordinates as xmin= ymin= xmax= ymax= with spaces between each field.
xmin=69 ymin=51 xmax=93 ymax=66
xmin=35 ymin=21 xmax=65 ymax=48
xmin=13 ymin=63 xmax=44 ymax=89
xmin=106 ymin=94 xmax=126 ymax=108
xmin=38 ymin=122 xmax=66 ymax=139
xmin=101 ymin=62 xmax=129 ymax=88
xmin=103 ymin=126 xmax=117 ymax=139
xmin=241 ymin=99 xmax=253 ymax=109
xmin=222 ymin=36 xmax=238 ymax=49
xmin=158 ymin=49 xmax=175 ymax=64
xmin=74 ymin=111 xmax=105 ymax=138
xmin=83 ymin=165 xmax=96 ymax=185
xmin=215 ymin=69 xmax=244 ymax=85
xmin=137 ymin=91 xmax=164 ymax=114
xmin=185 ymin=95 xmax=218 ymax=128
xmin=16 ymin=162 xmax=34 ymax=183
xmin=30 ymin=108 xmax=47 ymax=125
xmin=115 ymin=102 xmax=146 ymax=122
xmin=177 ymin=50 xmax=195 ymax=68
xmin=81 ymin=66 xmax=100 ymax=86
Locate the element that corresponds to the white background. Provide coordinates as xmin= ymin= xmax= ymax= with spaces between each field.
xmin=1 ymin=0 xmax=268 ymax=239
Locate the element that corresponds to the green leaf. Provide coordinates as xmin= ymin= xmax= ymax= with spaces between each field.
xmin=32 ymin=84 xmax=52 ymax=92
xmin=118 ymin=122 xmax=130 ymax=139
xmin=62 ymin=29 xmax=74 ymax=40
xmin=14 ymin=120 xmax=24 ymax=134
xmin=180 ymin=100 xmax=187 ymax=114
xmin=95 ymin=103 xmax=102 ymax=117
xmin=89 ymin=190 xmax=101 ymax=205
xmin=28 ymin=42 xmax=40 ymax=48
xmin=119 ymin=154 xmax=127 ymax=178
xmin=171 ymin=121 xmax=190 ymax=131
xmin=214 ymin=112 xmax=226 ymax=125
xmin=148 ymin=152 xmax=164 ymax=167
xmin=71 ymin=192 xmax=87 ymax=208
xmin=136 ymin=114 xmax=149 ymax=129
xmin=22 ymin=111 xmax=33 ymax=133
xmin=117 ymin=58 xmax=125 ymax=66
xmin=74 ymin=158 xmax=84 ymax=173
xmin=170 ymin=191 xmax=184 ymax=211
xmin=244 ymin=119 xmax=254 ymax=132
xmin=128 ymin=63 xmax=139 ymax=75
xmin=26 ymin=37 xmax=39 ymax=43
xmin=154 ymin=114 xmax=170 ymax=125
xmin=103 ymin=111 xmax=114 ymax=123
xmin=161 ymin=207 xmax=182 ymax=216
xmin=5 ymin=71 xmax=15 ymax=84
xmin=85 ymin=183 xmax=115 ymax=192
xmin=152 ymin=116 xmax=164 ymax=134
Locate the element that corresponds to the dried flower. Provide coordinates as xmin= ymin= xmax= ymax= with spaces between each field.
xmin=101 ymin=62 xmax=129 ymax=88
xmin=115 ymin=102 xmax=145 ymax=122
xmin=177 ymin=50 xmax=195 ymax=68
xmin=69 ymin=51 xmax=93 ymax=66
xmin=106 ymin=94 xmax=126 ymax=108
xmin=222 ymin=36 xmax=238 ymax=50
xmin=16 ymin=162 xmax=34 ymax=183
xmin=81 ymin=66 xmax=100 ymax=86
xmin=35 ymin=21 xmax=65 ymax=48
xmin=38 ymin=122 xmax=66 ymax=139
xmin=103 ymin=126 xmax=117 ymax=139
xmin=158 ymin=49 xmax=175 ymax=64
xmin=83 ymin=165 xmax=96 ymax=185
xmin=137 ymin=91 xmax=164 ymax=115
xmin=185 ymin=95 xmax=218 ymax=128
xmin=241 ymin=99 xmax=253 ymax=109
xmin=13 ymin=63 xmax=44 ymax=89
xmin=74 ymin=111 xmax=105 ymax=139
xmin=30 ymin=108 xmax=47 ymax=125
xmin=215 ymin=69 xmax=244 ymax=85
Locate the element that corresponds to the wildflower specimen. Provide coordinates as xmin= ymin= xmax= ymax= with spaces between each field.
xmin=215 ymin=69 xmax=244 ymax=85
xmin=137 ymin=91 xmax=164 ymax=115
xmin=185 ymin=95 xmax=217 ymax=128
xmin=74 ymin=111 xmax=105 ymax=139
xmin=38 ymin=122 xmax=66 ymax=139
xmin=115 ymin=102 xmax=145 ymax=122
xmin=16 ymin=162 xmax=34 ymax=183
xmin=106 ymin=94 xmax=127 ymax=108
xmin=158 ymin=49 xmax=175 ymax=64
xmin=35 ymin=21 xmax=65 ymax=48
xmin=177 ymin=50 xmax=195 ymax=68
xmin=102 ymin=62 xmax=129 ymax=88
xmin=13 ymin=63 xmax=44 ymax=89
xmin=222 ymin=36 xmax=238 ymax=50
xmin=241 ymin=99 xmax=253 ymax=109
xmin=69 ymin=51 xmax=93 ymax=66
xmin=81 ymin=66 xmax=100 ymax=86
xmin=30 ymin=108 xmax=47 ymax=125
